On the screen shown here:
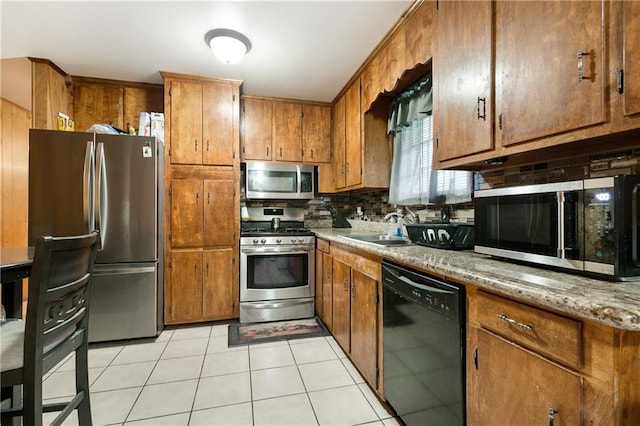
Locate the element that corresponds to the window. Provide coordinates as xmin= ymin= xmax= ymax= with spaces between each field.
xmin=388 ymin=76 xmax=472 ymax=205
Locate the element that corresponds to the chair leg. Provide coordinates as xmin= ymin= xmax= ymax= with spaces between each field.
xmin=0 ymin=385 xmax=22 ymax=426
xmin=75 ymin=343 xmax=92 ymax=426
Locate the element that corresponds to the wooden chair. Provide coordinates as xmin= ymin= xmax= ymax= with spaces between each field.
xmin=1 ymin=232 xmax=99 ymax=426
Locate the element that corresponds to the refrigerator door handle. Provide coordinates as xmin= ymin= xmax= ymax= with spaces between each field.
xmin=95 ymin=142 xmax=108 ymax=250
xmin=83 ymin=141 xmax=95 ymax=234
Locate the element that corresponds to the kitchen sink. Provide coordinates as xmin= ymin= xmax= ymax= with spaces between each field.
xmin=340 ymin=233 xmax=412 ymax=246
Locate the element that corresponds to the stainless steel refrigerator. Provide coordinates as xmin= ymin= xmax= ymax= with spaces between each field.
xmin=28 ymin=129 xmax=164 ymax=342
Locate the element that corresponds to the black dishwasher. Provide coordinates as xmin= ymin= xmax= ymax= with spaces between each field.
xmin=382 ymin=261 xmax=465 ymax=425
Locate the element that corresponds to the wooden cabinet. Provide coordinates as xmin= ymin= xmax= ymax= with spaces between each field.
xmin=327 ymin=80 xmax=390 ymax=192
xmin=30 ymin=58 xmax=73 ymax=130
xmin=433 ymin=0 xmax=493 ymax=163
xmin=168 ymin=248 xmax=236 ymax=323
xmin=496 ymin=1 xmax=605 ymax=147
xmin=623 ymin=1 xmax=640 ymax=117
xmin=241 ymin=96 xmax=331 ymax=164
xmin=329 ymin=242 xmax=382 ymax=391
xmin=274 ymin=101 xmax=303 ymax=162
xmin=72 ymin=76 xmax=163 ymax=133
xmin=476 ymin=328 xmax=581 ymax=425
xmin=467 ymin=287 xmax=640 ymax=424
xmin=162 ymin=72 xmax=241 ymax=325
xmin=241 ymin=97 xmax=273 ymax=161
xmin=170 ymin=177 xmax=235 ymax=248
xmin=166 ymin=77 xmax=237 ymax=166
xmin=344 ymin=80 xmax=362 ymax=187
xmin=315 ymin=238 xmax=333 ymax=328
xmin=302 ymin=104 xmax=331 ymax=163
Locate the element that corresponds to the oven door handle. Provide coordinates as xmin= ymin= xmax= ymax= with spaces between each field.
xmin=243 ymin=299 xmax=312 ymax=309
xmin=241 ymin=246 xmax=313 ymax=254
xmin=633 ymin=184 xmax=640 ymax=266
xmin=557 ymin=191 xmax=566 ymax=259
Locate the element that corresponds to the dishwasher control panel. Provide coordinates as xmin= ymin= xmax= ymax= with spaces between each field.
xmin=382 ymin=262 xmax=461 ymax=319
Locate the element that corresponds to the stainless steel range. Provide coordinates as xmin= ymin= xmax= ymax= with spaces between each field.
xmin=240 ymin=207 xmax=315 ymax=323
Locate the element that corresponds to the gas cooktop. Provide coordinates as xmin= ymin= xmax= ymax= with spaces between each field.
xmin=240 ymin=227 xmax=313 ymax=237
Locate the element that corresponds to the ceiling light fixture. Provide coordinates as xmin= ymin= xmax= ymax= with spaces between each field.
xmin=204 ymin=28 xmax=251 ymax=65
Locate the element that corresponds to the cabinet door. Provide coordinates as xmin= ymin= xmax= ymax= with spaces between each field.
xmin=475 ymin=329 xmax=581 ymax=425
xmin=242 ymin=98 xmax=273 ymax=160
xmin=302 ymin=105 xmax=331 ymax=163
xmin=168 ymin=251 xmax=203 ymax=323
xmin=379 ymin=28 xmax=405 ymax=94
xmin=73 ymin=82 xmax=124 ymax=133
xmin=332 ymin=95 xmax=347 ymax=189
xmin=202 ymin=179 xmax=235 ymax=247
xmin=332 ymin=257 xmax=351 ymax=351
xmin=497 ymin=1 xmax=605 ymax=146
xmin=434 ymin=0 xmax=493 ymax=162
xmin=170 ymin=80 xmax=202 ymax=164
xmin=274 ymin=102 xmax=302 ymax=162
xmin=345 ymin=81 xmax=362 ymax=187
xmin=322 ymin=252 xmax=333 ymax=329
xmin=350 ymin=270 xmax=378 ymax=387
xmin=623 ymin=2 xmax=640 ymax=117
xmin=203 ymin=83 xmax=234 ymax=165
xmin=202 ymin=248 xmax=237 ymax=319
xmin=171 ymin=178 xmax=203 ymax=248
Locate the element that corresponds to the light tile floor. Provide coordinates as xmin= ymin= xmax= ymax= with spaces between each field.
xmin=42 ymin=322 xmax=400 ymax=426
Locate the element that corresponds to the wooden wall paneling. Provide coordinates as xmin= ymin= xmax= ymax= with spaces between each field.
xmin=31 ymin=60 xmax=73 ymax=130
xmin=1 ymin=98 xmax=30 ymax=247
xmin=73 ymin=82 xmax=124 ymax=132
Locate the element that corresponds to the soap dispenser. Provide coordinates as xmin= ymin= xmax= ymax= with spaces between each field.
xmin=387 ymin=217 xmax=398 ymax=237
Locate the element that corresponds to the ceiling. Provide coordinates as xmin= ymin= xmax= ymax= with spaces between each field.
xmin=1 ymin=1 xmax=412 ymax=103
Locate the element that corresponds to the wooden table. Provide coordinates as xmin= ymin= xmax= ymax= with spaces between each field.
xmin=0 ymin=247 xmax=34 ymax=319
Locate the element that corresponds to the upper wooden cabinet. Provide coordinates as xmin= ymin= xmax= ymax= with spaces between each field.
xmin=433 ymin=0 xmax=493 ymax=163
xmin=496 ymin=1 xmax=605 ymax=147
xmin=623 ymin=1 xmax=640 ymax=118
xmin=72 ymin=76 xmax=163 ymax=133
xmin=241 ymin=97 xmax=273 ymax=161
xmin=404 ymin=1 xmax=434 ymax=73
xmin=434 ymin=0 xmax=640 ymax=169
xmin=273 ymin=101 xmax=303 ymax=162
xmin=326 ymin=79 xmax=391 ymax=193
xmin=302 ymin=104 xmax=331 ymax=163
xmin=164 ymin=74 xmax=239 ymax=166
xmin=241 ymin=96 xmax=331 ymax=164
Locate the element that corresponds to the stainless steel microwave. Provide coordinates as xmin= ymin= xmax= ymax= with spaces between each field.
xmin=245 ymin=161 xmax=314 ymax=200
xmin=474 ymin=175 xmax=640 ymax=280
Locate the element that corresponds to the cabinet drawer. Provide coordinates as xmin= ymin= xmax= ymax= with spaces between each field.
xmin=316 ymin=238 xmax=330 ymax=253
xmin=476 ymin=291 xmax=582 ymax=369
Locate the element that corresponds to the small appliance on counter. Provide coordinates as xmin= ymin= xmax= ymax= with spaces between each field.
xmin=405 ymin=222 xmax=474 ymax=250
xmin=474 ymin=174 xmax=640 ymax=280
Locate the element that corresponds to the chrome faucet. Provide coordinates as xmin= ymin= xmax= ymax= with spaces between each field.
xmin=384 ymin=207 xmax=404 ymax=222
xmin=403 ymin=206 xmax=420 ymax=224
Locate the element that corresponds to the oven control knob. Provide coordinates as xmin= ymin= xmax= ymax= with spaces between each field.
xmin=291 ymin=238 xmax=298 ymax=243
xmin=252 ymin=239 xmax=259 ymax=244
xmin=276 ymin=239 xmax=282 ymax=244
xmin=260 ymin=239 xmax=266 ymax=244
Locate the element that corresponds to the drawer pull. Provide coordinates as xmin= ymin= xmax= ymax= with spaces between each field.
xmin=497 ymin=313 xmax=533 ymax=331
xmin=548 ymin=406 xmax=559 ymax=426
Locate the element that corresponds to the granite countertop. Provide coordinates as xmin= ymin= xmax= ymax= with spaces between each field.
xmin=311 ymin=227 xmax=640 ymax=331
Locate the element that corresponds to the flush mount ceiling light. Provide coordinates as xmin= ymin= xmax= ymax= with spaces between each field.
xmin=204 ymin=28 xmax=251 ymax=65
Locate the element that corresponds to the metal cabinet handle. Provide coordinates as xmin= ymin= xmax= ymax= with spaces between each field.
xmin=266 ymin=146 xmax=270 ymax=157
xmin=577 ymin=50 xmax=592 ymax=82
xmin=280 ymin=147 xmax=283 ymax=157
xmin=343 ymin=278 xmax=348 ymax=292
xmin=497 ymin=313 xmax=533 ymax=331
xmin=477 ymin=97 xmax=486 ymax=120
xmin=206 ymin=139 xmax=210 ymax=151
xmin=310 ymin=149 xmax=314 ymax=159
xmin=195 ymin=139 xmax=198 ymax=151
xmin=549 ymin=407 xmax=559 ymax=426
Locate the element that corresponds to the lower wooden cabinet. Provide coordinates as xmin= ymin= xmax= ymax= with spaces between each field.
xmin=167 ymin=248 xmax=237 ymax=324
xmin=475 ymin=328 xmax=581 ymax=425
xmin=315 ymin=239 xmax=333 ymax=329
xmin=467 ymin=287 xmax=640 ymax=424
xmin=318 ymin=240 xmax=382 ymax=391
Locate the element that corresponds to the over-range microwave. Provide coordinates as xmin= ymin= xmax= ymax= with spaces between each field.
xmin=474 ymin=175 xmax=640 ymax=280
xmin=245 ymin=161 xmax=314 ymax=200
